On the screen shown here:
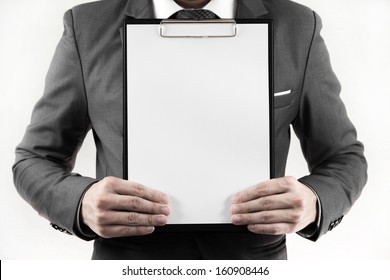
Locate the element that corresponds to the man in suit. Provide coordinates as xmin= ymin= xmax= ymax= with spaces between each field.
xmin=13 ymin=0 xmax=367 ymax=259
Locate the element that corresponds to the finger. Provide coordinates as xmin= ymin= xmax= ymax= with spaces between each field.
xmin=95 ymin=225 xmax=156 ymax=239
xmin=104 ymin=177 xmax=169 ymax=204
xmin=96 ymin=210 xmax=168 ymax=227
xmin=111 ymin=194 xmax=171 ymax=215
xmin=231 ymin=209 xmax=301 ymax=225
xmin=124 ymin=182 xmax=169 ymax=204
xmin=231 ymin=177 xmax=296 ymax=204
xmin=247 ymin=223 xmax=297 ymax=235
xmin=231 ymin=193 xmax=294 ymax=214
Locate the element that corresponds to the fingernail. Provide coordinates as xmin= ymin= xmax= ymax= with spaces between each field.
xmin=157 ymin=215 xmax=167 ymax=225
xmin=145 ymin=226 xmax=155 ymax=233
xmin=160 ymin=206 xmax=170 ymax=215
xmin=231 ymin=205 xmax=240 ymax=214
xmin=248 ymin=225 xmax=256 ymax=231
xmin=161 ymin=194 xmax=169 ymax=204
xmin=231 ymin=215 xmax=241 ymax=224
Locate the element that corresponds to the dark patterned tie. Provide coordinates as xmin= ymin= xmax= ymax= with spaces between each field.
xmin=169 ymin=9 xmax=220 ymax=20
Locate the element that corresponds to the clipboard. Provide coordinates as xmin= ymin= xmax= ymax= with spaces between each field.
xmin=123 ymin=18 xmax=274 ymax=232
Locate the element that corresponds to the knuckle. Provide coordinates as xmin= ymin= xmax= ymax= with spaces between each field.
xmin=147 ymin=214 xmax=154 ymax=225
xmin=102 ymin=176 xmax=116 ymax=187
xmin=132 ymin=183 xmax=145 ymax=198
xmin=132 ymin=227 xmax=143 ymax=236
xmin=293 ymin=197 xmax=305 ymax=208
xmin=95 ymin=196 xmax=108 ymax=209
xmin=96 ymin=226 xmax=110 ymax=238
xmin=262 ymin=212 xmax=273 ymax=223
xmin=245 ymin=214 xmax=253 ymax=224
xmin=129 ymin=197 xmax=141 ymax=210
xmin=269 ymin=225 xmax=281 ymax=235
xmin=261 ymin=198 xmax=273 ymax=209
xmin=282 ymin=176 xmax=297 ymax=190
xmin=120 ymin=226 xmax=132 ymax=237
xmin=284 ymin=176 xmax=297 ymax=185
xmin=127 ymin=212 xmax=138 ymax=225
xmin=151 ymin=203 xmax=158 ymax=214
xmin=290 ymin=211 xmax=302 ymax=223
xmin=256 ymin=183 xmax=267 ymax=196
xmin=95 ymin=211 xmax=107 ymax=225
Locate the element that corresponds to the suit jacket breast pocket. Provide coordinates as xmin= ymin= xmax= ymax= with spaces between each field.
xmin=274 ymin=90 xmax=294 ymax=109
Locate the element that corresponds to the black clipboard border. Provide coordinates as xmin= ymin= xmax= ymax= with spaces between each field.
xmin=123 ymin=18 xmax=274 ymax=232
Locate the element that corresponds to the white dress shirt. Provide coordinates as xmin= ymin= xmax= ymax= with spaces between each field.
xmin=153 ymin=0 xmax=236 ymax=19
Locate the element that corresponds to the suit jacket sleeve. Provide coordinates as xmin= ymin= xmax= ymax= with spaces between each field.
xmin=12 ymin=10 xmax=98 ymax=240
xmin=294 ymin=12 xmax=368 ymax=241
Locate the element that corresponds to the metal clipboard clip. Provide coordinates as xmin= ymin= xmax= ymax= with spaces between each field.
xmin=160 ymin=19 xmax=237 ymax=38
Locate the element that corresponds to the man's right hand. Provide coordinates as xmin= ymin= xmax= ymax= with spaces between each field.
xmin=81 ymin=176 xmax=170 ymax=238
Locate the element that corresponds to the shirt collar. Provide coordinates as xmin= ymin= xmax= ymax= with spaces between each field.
xmin=153 ymin=0 xmax=236 ymax=19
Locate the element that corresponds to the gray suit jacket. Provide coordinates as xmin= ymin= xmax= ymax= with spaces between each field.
xmin=13 ymin=0 xmax=367 ymax=250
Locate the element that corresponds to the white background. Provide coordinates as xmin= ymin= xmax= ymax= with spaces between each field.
xmin=0 ymin=0 xmax=389 ymax=260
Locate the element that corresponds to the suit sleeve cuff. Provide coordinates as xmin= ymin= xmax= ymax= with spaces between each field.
xmin=74 ymin=181 xmax=99 ymax=240
xmin=297 ymin=179 xmax=322 ymax=238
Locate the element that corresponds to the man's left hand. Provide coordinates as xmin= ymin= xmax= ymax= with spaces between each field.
xmin=231 ymin=176 xmax=318 ymax=235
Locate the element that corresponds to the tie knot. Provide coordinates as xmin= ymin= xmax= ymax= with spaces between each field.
xmin=169 ymin=9 xmax=220 ymax=20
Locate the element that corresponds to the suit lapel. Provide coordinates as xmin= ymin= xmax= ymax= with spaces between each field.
xmin=120 ymin=0 xmax=154 ymax=44
xmin=124 ymin=0 xmax=154 ymax=19
xmin=236 ymin=0 xmax=269 ymax=18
